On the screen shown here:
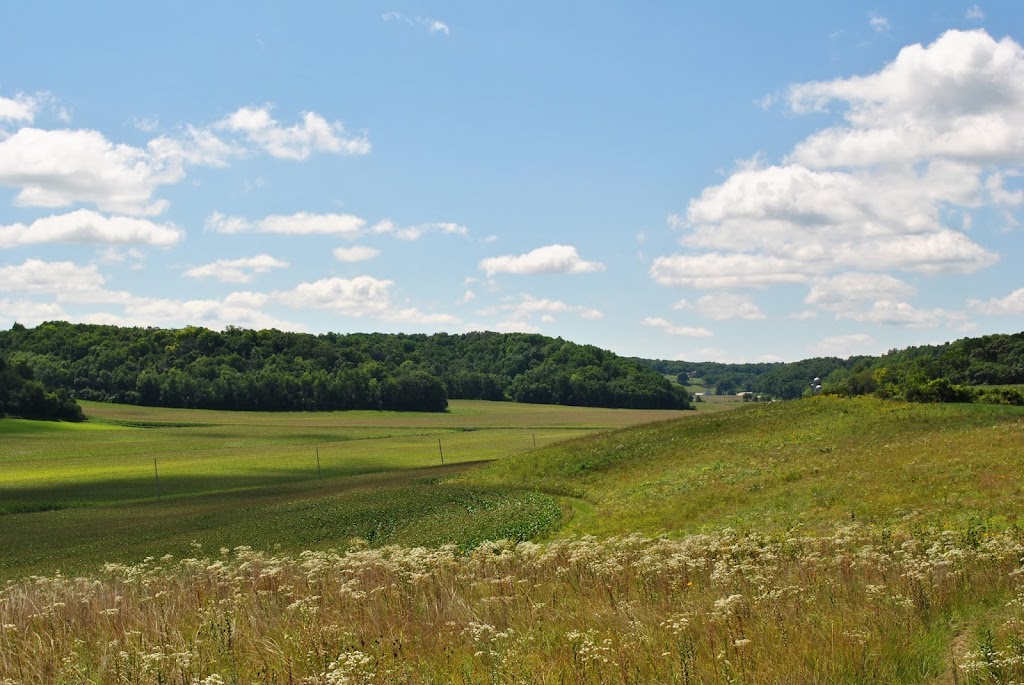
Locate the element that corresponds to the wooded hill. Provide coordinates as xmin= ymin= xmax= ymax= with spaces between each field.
xmin=0 ymin=322 xmax=692 ymax=413
xmin=637 ymin=330 xmax=1024 ymax=402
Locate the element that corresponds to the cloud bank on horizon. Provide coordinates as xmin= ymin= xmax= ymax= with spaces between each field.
xmin=0 ymin=3 xmax=1022 ymax=363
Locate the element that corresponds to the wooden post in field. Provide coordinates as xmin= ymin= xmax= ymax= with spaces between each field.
xmin=316 ymin=448 xmax=322 ymax=480
xmin=153 ymin=458 xmax=160 ymax=500
xmin=438 ymin=438 xmax=444 ymax=465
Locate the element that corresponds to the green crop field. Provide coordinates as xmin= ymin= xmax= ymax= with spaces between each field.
xmin=0 ymin=399 xmax=690 ymax=578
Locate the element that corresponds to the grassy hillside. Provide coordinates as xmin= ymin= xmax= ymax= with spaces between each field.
xmin=462 ymin=395 xmax=1024 ymax=535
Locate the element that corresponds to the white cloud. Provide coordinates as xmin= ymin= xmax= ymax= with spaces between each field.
xmin=841 ymin=300 xmax=969 ymax=328
xmin=869 ymin=12 xmax=890 ymax=33
xmin=0 ymin=209 xmax=183 ymax=248
xmin=276 ymin=275 xmax=393 ymax=316
xmin=382 ymin=11 xmax=450 ymax=36
xmin=655 ymin=30 xmax=1022 ymax=311
xmin=0 ymin=100 xmax=367 ymax=217
xmin=650 ymin=252 xmax=808 ymax=289
xmin=480 ymin=294 xmax=603 ymax=325
xmin=371 ymin=219 xmax=469 ymax=240
xmin=787 ymin=30 xmax=1024 ymax=166
xmin=789 ymin=310 xmax=819 ymax=320
xmin=0 ymin=258 xmax=109 ymax=294
xmin=677 ymin=162 xmax=997 ymax=276
xmin=808 ymin=333 xmax=876 ymax=358
xmin=492 ymin=320 xmax=542 ymax=334
xmin=96 ymin=247 xmax=146 ymax=265
xmin=642 ymin=317 xmax=714 ymax=337
xmin=183 ymin=255 xmax=289 ymax=283
xmin=480 ymin=244 xmax=605 ymax=276
xmin=0 ymin=128 xmax=178 ymax=215
xmin=0 ymin=299 xmax=66 ymax=327
xmin=460 ymin=290 xmax=476 ymax=304
xmin=0 ymin=94 xmax=38 ymax=123
xmin=966 ymin=4 xmax=985 ymax=21
xmin=969 ymin=288 xmax=1024 ymax=315
xmin=147 ymin=126 xmax=240 ymax=168
xmin=805 ymin=272 xmax=916 ymax=309
xmin=275 ymin=276 xmax=458 ymax=325
xmin=333 ymin=246 xmax=381 ymax=263
xmin=259 ymin=212 xmax=365 ymax=236
xmin=216 ymin=106 xmax=370 ymax=160
xmin=207 ymin=211 xmax=366 ymax=237
xmin=204 ymin=211 xmax=252 ymax=234
xmin=87 ymin=291 xmax=305 ymax=331
xmin=694 ymin=293 xmax=766 ymax=320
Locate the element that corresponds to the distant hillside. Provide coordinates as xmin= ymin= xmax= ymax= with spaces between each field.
xmin=0 ymin=322 xmax=691 ymax=413
xmin=635 ymin=330 xmax=1024 ymax=400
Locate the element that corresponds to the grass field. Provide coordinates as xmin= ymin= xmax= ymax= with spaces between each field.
xmin=4 ymin=396 xmax=1024 ymax=683
xmin=0 ymin=399 xmax=690 ymax=578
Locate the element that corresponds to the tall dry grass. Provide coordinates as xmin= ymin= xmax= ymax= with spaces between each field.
xmin=3 ymin=525 xmax=1023 ymax=684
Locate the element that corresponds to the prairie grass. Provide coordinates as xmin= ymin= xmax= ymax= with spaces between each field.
xmin=2 ymin=526 xmax=1022 ymax=683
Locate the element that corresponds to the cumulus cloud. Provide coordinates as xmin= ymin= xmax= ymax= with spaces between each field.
xmin=183 ymin=255 xmax=289 ymax=283
xmin=0 ymin=210 xmax=182 ymax=248
xmin=694 ymin=293 xmax=766 ymax=320
xmin=216 ymin=106 xmax=370 ymax=160
xmin=275 ymin=276 xmax=458 ymax=325
xmin=483 ymin=294 xmax=602 ymax=323
xmin=207 ymin=211 xmax=366 ymax=237
xmin=0 ymin=128 xmax=181 ymax=215
xmin=650 ymin=253 xmax=807 ymax=289
xmin=86 ymin=291 xmax=305 ymax=331
xmin=787 ymin=30 xmax=1024 ymax=166
xmin=642 ymin=317 xmax=714 ymax=338
xmin=0 ymin=299 xmax=66 ymax=327
xmin=480 ymin=244 xmax=605 ymax=276
xmin=841 ymin=300 xmax=970 ymax=328
xmin=371 ymin=219 xmax=469 ymax=240
xmin=333 ymin=246 xmax=380 ymax=263
xmin=0 ymin=258 xmax=109 ymax=295
xmin=0 ymin=102 xmax=367 ymax=216
xmin=805 ymin=272 xmax=916 ymax=309
xmin=677 ymin=161 xmax=997 ymax=276
xmin=0 ymin=93 xmax=38 ymax=123
xmin=654 ymin=28 xmax=1020 ymax=326
xmin=969 ymin=288 xmax=1024 ymax=315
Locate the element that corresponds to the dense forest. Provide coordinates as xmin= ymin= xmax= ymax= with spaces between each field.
xmin=0 ymin=322 xmax=692 ymax=414
xmin=637 ymin=331 xmax=1024 ymax=404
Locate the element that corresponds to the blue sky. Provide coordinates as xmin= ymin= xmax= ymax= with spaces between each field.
xmin=1 ymin=2 xmax=1022 ymax=362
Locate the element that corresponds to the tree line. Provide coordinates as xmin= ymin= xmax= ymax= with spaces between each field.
xmin=637 ymin=331 xmax=1024 ymax=405
xmin=0 ymin=322 xmax=692 ymax=415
